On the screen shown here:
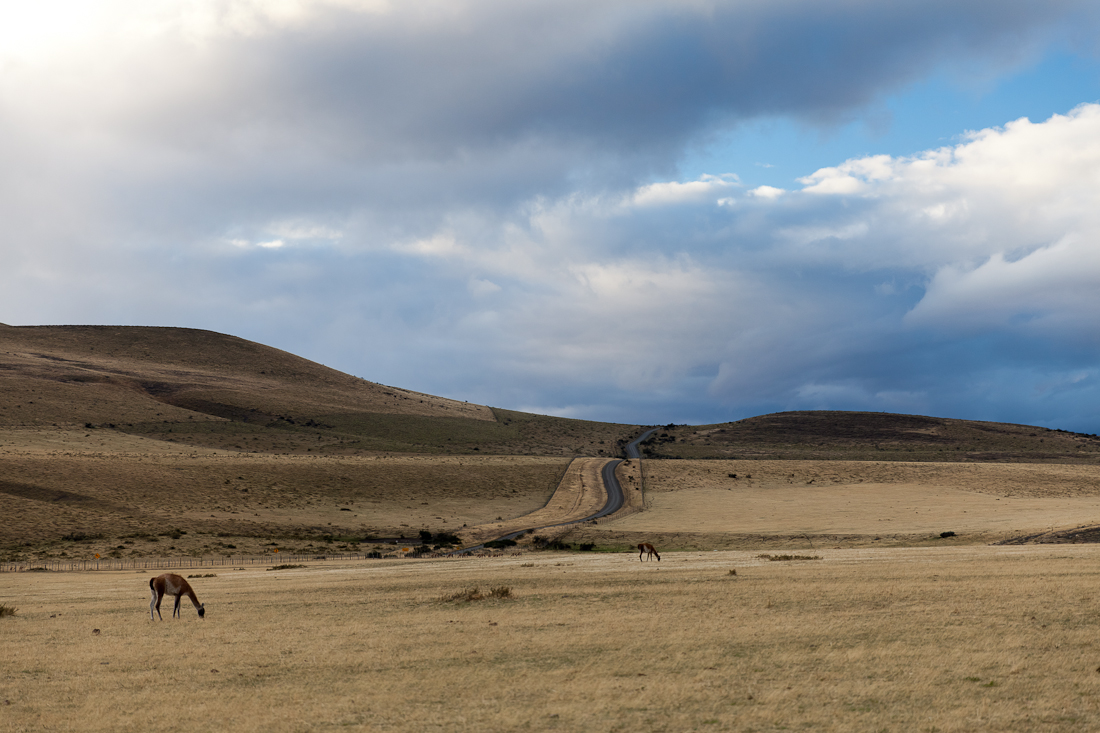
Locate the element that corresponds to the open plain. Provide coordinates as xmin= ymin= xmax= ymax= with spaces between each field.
xmin=6 ymin=324 xmax=1100 ymax=731
xmin=6 ymin=547 xmax=1100 ymax=732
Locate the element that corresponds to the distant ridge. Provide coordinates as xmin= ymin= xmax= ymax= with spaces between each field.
xmin=638 ymin=410 xmax=1100 ymax=463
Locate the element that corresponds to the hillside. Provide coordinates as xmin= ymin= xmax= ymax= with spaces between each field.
xmin=639 ymin=411 xmax=1100 ymax=463
xmin=0 ymin=324 xmax=638 ymax=456
xmin=4 ymin=324 xmax=1100 ymax=562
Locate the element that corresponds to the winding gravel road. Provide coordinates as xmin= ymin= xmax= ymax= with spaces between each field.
xmin=456 ymin=427 xmax=658 ymax=552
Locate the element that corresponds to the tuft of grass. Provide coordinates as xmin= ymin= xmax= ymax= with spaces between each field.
xmin=267 ymin=564 xmax=306 ymax=571
xmin=0 ymin=604 xmax=16 ymax=618
xmin=439 ymin=586 xmax=513 ymax=603
xmin=757 ymin=554 xmax=821 ymax=562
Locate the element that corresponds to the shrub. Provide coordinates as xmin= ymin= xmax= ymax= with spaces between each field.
xmin=439 ymin=586 xmax=513 ymax=603
xmin=484 ymin=539 xmax=517 ymax=549
xmin=757 ymin=554 xmax=821 ymax=562
xmin=578 ymin=543 xmax=595 ymax=551
xmin=61 ymin=532 xmax=101 ymax=542
xmin=535 ymin=539 xmax=571 ymax=551
xmin=0 ymin=604 xmax=16 ymax=618
xmin=267 ymin=564 xmax=306 ymax=571
xmin=366 ymin=550 xmax=383 ymax=559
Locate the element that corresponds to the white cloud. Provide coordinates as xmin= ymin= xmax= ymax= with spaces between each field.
xmin=748 ymin=185 xmax=786 ymax=199
xmin=631 ymin=174 xmax=739 ymax=207
xmin=906 ymin=235 xmax=1100 ymax=332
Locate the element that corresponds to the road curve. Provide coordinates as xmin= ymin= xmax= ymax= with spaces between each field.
xmin=454 ymin=427 xmax=657 ymax=553
xmin=625 ymin=428 xmax=659 ymax=459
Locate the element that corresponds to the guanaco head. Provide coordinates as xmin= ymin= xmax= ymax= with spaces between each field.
xmin=198 ymin=604 xmax=206 ymax=618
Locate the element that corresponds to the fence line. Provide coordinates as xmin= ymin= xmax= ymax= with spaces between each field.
xmin=0 ymin=551 xmax=398 ymax=574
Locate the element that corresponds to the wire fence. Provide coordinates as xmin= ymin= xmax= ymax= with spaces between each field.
xmin=0 ymin=551 xmax=405 ymax=574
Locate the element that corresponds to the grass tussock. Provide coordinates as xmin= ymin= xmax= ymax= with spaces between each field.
xmin=757 ymin=553 xmax=821 ymax=561
xmin=438 ymin=586 xmax=513 ymax=603
xmin=0 ymin=603 xmax=16 ymax=618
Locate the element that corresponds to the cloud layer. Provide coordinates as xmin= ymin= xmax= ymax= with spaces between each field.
xmin=3 ymin=0 xmax=1100 ymax=429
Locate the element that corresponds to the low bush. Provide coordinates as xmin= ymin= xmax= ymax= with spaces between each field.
xmin=267 ymin=564 xmax=306 ymax=571
xmin=439 ymin=586 xmax=513 ymax=603
xmin=61 ymin=532 xmax=102 ymax=542
xmin=757 ymin=554 xmax=821 ymax=562
xmin=0 ymin=604 xmax=16 ymax=618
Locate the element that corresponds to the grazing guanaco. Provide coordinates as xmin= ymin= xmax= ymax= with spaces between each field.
xmin=149 ymin=573 xmax=205 ymax=620
xmin=637 ymin=543 xmax=660 ymax=562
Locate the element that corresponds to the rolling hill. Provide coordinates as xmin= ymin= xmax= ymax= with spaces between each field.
xmin=639 ymin=411 xmax=1100 ymax=463
xmin=4 ymin=323 xmax=1099 ymax=561
xmin=0 ymin=324 xmax=638 ymax=456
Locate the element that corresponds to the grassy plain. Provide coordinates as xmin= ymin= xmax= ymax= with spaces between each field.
xmin=561 ymin=459 xmax=1100 ymax=552
xmin=5 ymin=547 xmax=1100 ymax=732
xmin=0 ymin=428 xmax=570 ymax=560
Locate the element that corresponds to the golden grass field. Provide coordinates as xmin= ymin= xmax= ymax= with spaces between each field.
xmin=8 ymin=324 xmax=1100 ymax=730
xmin=562 ymin=459 xmax=1100 ymax=551
xmin=6 ymin=546 xmax=1100 ymax=732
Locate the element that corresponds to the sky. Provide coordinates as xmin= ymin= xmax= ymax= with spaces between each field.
xmin=4 ymin=0 xmax=1100 ymax=431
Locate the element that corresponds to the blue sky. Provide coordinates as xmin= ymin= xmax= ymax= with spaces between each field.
xmin=4 ymin=1 xmax=1100 ymax=431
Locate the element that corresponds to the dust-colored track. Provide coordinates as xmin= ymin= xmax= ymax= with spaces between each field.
xmin=458 ymin=429 xmax=654 ymax=549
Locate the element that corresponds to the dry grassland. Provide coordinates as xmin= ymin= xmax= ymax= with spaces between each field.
xmin=0 ymin=326 xmax=640 ymax=457
xmin=565 ymin=460 xmax=1100 ymax=551
xmin=5 ymin=546 xmax=1100 ymax=732
xmin=0 ymin=324 xmax=493 ymax=426
xmin=0 ymin=430 xmax=569 ymax=559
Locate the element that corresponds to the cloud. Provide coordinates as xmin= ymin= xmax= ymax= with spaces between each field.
xmin=631 ymin=174 xmax=738 ymax=207
xmin=4 ymin=1 xmax=1100 ymax=428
